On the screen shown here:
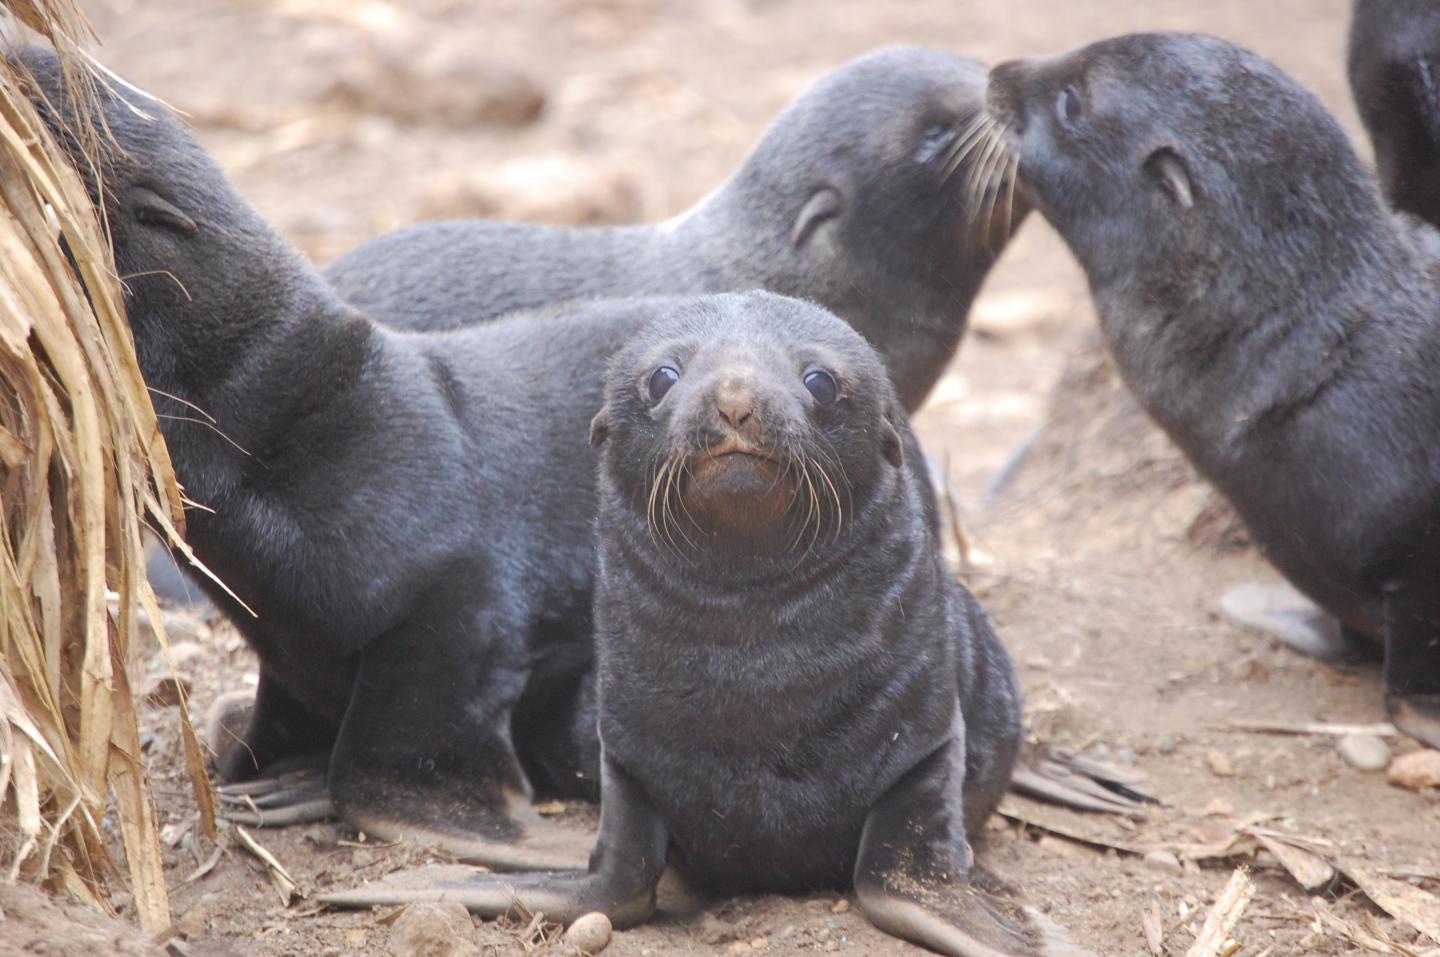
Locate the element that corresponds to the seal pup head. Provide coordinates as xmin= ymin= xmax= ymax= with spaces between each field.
xmin=591 ymin=292 xmax=906 ymax=569
xmin=722 ymin=48 xmax=1030 ymax=309
xmin=985 ymin=32 xmax=1391 ymax=347
xmin=13 ymin=47 xmax=322 ymax=398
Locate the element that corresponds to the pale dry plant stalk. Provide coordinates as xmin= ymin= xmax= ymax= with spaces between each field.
xmin=0 ymin=0 xmax=216 ymax=933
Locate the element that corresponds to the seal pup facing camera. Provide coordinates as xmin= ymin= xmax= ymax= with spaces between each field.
xmin=1349 ymin=0 xmax=1440 ymax=228
xmin=18 ymin=46 xmax=685 ymax=866
xmin=325 ymin=294 xmax=1093 ymax=957
xmin=987 ymin=32 xmax=1440 ymax=749
xmin=325 ymin=47 xmax=1028 ymax=413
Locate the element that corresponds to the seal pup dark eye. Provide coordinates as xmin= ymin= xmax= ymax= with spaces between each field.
xmin=1055 ymin=85 xmax=1084 ymax=126
xmin=131 ymin=185 xmax=198 ymax=235
xmin=803 ymin=369 xmax=839 ymax=406
xmin=647 ymin=366 xmax=680 ymax=402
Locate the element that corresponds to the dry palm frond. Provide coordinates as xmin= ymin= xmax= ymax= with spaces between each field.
xmin=1 ymin=0 xmax=212 ymax=933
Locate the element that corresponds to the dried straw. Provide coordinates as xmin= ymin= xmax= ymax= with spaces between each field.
xmin=1 ymin=0 xmax=213 ymax=933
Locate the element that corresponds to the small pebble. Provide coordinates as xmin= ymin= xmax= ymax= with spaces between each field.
xmin=388 ymin=902 xmax=477 ymax=957
xmin=1206 ymin=749 xmax=1235 ymax=777
xmin=564 ymin=912 xmax=613 ymax=955
xmin=1389 ymin=749 xmax=1440 ymax=791
xmin=1337 ymin=733 xmax=1391 ymax=772
xmin=1142 ymin=850 xmax=1182 ymax=875
xmin=831 ymin=899 xmax=850 ymax=914
xmin=173 ymin=904 xmax=208 ymax=939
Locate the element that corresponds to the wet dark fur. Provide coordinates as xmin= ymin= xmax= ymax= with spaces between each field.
xmin=325 ymin=48 xmax=1027 ymax=413
xmin=1349 ymin=0 xmax=1440 ymax=227
xmin=988 ymin=32 xmax=1440 ymax=744
xmin=16 ymin=47 xmax=685 ymax=832
xmin=590 ymin=292 xmax=1022 ymax=894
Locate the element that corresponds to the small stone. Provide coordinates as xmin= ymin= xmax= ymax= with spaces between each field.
xmin=173 ymin=904 xmax=208 ymax=938
xmin=1389 ymin=749 xmax=1440 ymax=791
xmin=1142 ymin=850 xmax=1182 ymax=875
xmin=1157 ymin=736 xmax=1177 ymax=754
xmin=1338 ymin=733 xmax=1391 ymax=772
xmin=387 ymin=902 xmax=478 ymax=957
xmin=831 ymin=899 xmax=850 ymax=914
xmin=1206 ymin=750 xmax=1235 ymax=777
xmin=142 ymin=673 xmax=192 ymax=708
xmin=824 ymin=941 xmax=840 ymax=952
xmin=564 ymin=912 xmax=612 ymax=955
xmin=726 ymin=943 xmax=752 ymax=955
xmin=750 ymin=937 xmax=768 ymax=950
xmin=1201 ymin=797 xmax=1234 ymax=818
xmin=700 ymin=915 xmax=739 ymax=945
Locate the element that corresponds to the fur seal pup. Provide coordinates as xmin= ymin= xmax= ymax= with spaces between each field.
xmin=324 ymin=293 xmax=1091 ymax=957
xmin=986 ymin=32 xmax=1440 ymax=749
xmin=1349 ymin=0 xmax=1440 ymax=227
xmin=18 ymin=46 xmax=680 ymax=866
xmin=325 ymin=47 xmax=1028 ymax=413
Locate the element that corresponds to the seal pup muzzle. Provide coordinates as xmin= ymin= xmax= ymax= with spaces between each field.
xmin=987 ymin=31 xmax=1440 ymax=749
xmin=324 ymin=292 xmax=1094 ymax=957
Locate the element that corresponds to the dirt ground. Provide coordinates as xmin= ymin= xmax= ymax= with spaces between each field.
xmin=10 ymin=0 xmax=1440 ymax=954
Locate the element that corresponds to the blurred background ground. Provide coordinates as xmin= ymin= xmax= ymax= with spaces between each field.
xmin=15 ymin=0 xmax=1440 ymax=954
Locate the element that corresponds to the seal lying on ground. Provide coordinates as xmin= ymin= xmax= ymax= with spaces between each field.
xmin=326 ymin=47 xmax=1027 ymax=413
xmin=987 ymin=32 xmax=1440 ymax=749
xmin=326 ymin=294 xmax=1090 ymax=957
xmin=19 ymin=46 xmax=685 ymax=866
xmin=1349 ymin=0 xmax=1440 ymax=227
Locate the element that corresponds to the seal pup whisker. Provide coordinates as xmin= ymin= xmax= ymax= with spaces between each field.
xmin=941 ymin=114 xmax=997 ymax=185
xmin=937 ymin=111 xmax=992 ymax=184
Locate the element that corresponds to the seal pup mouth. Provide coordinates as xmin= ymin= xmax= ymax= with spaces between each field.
xmin=679 ymin=437 xmax=803 ymax=550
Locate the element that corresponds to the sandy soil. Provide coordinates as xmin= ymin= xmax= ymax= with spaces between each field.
xmin=10 ymin=0 xmax=1440 ymax=954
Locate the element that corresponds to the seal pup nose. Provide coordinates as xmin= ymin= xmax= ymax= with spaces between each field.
xmin=713 ymin=383 xmax=759 ymax=439
xmin=985 ymin=59 xmax=1031 ymax=125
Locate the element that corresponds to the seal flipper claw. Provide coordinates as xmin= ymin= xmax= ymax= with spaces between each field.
xmin=1219 ymin=583 xmax=1373 ymax=661
xmin=216 ymin=762 xmax=336 ymax=827
xmin=1009 ymin=747 xmax=1156 ymax=815
xmin=1382 ymin=581 xmax=1440 ymax=750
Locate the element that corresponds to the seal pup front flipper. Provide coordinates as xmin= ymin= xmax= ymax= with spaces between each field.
xmin=1382 ymin=575 xmax=1440 ymax=750
xmin=856 ymin=739 xmax=1095 ymax=957
xmin=320 ymin=753 xmax=667 ymax=924
xmin=1219 ymin=583 xmax=1374 ymax=662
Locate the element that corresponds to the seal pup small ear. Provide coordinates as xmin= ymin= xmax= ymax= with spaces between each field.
xmin=589 ymin=407 xmax=611 ymax=448
xmin=882 ymin=408 xmax=905 ymax=469
xmin=1143 ymin=148 xmax=1194 ymax=210
xmin=132 ymin=186 xmax=199 ymax=234
xmin=791 ymin=187 xmax=842 ymax=247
